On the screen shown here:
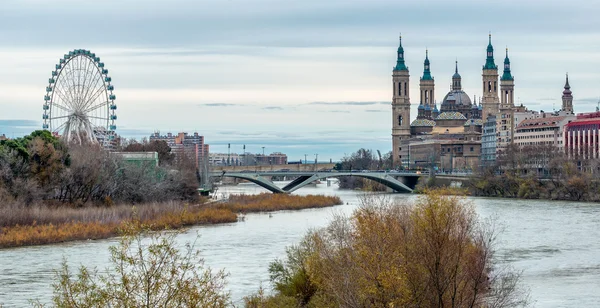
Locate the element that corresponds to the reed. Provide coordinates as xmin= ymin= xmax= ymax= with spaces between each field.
xmin=0 ymin=193 xmax=341 ymax=248
xmin=216 ymin=193 xmax=343 ymax=213
xmin=0 ymin=204 xmax=237 ymax=248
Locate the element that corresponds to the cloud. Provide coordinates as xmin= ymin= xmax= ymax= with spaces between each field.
xmin=326 ymin=110 xmax=351 ymax=113
xmin=365 ymin=109 xmax=387 ymax=113
xmin=263 ymin=106 xmax=283 ymax=110
xmin=198 ymin=103 xmax=240 ymax=107
xmin=0 ymin=119 xmax=39 ymax=127
xmin=576 ymin=97 xmax=600 ymax=104
xmin=309 ymin=101 xmax=388 ymax=106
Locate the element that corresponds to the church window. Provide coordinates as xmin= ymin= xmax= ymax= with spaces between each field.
xmin=488 ymin=81 xmax=492 ymax=93
xmin=398 ymin=115 xmax=403 ymax=126
xmin=399 ymin=83 xmax=402 ymax=96
xmin=494 ymin=82 xmax=497 ymax=92
xmin=404 ymin=82 xmax=407 ymax=96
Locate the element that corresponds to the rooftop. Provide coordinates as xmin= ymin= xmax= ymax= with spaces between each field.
xmin=516 ymin=116 xmax=566 ymax=129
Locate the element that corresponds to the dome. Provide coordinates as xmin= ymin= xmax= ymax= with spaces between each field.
xmin=411 ymin=119 xmax=436 ymax=127
xmin=464 ymin=118 xmax=483 ymax=126
xmin=436 ymin=111 xmax=467 ymax=120
xmin=442 ymin=90 xmax=472 ymax=106
xmin=418 ymin=104 xmax=425 ymax=110
xmin=425 ymin=105 xmax=431 ymax=110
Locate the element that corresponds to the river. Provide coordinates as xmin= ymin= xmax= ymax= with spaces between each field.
xmin=1 ymin=182 xmax=599 ymax=307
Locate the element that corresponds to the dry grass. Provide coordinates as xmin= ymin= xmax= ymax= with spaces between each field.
xmin=0 ymin=203 xmax=237 ymax=248
xmin=0 ymin=193 xmax=341 ymax=248
xmin=216 ymin=193 xmax=343 ymax=213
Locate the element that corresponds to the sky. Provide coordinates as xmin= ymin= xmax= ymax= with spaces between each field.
xmin=0 ymin=0 xmax=599 ymax=161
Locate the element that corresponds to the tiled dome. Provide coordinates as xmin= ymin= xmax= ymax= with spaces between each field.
xmin=410 ymin=119 xmax=436 ymax=127
xmin=464 ymin=118 xmax=483 ymax=126
xmin=436 ymin=111 xmax=467 ymax=120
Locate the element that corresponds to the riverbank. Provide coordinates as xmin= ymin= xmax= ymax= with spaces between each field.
xmin=0 ymin=194 xmax=342 ymax=249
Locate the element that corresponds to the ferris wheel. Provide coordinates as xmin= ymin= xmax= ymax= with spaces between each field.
xmin=43 ymin=49 xmax=117 ymax=145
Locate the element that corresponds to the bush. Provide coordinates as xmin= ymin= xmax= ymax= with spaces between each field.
xmin=33 ymin=224 xmax=230 ymax=307
xmin=249 ymin=190 xmax=529 ymax=307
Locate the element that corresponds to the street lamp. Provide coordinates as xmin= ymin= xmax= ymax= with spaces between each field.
xmin=304 ymin=154 xmax=307 ymax=164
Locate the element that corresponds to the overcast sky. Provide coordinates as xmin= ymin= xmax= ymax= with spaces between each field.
xmin=0 ymin=0 xmax=599 ymax=161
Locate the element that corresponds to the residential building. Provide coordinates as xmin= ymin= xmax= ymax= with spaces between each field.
xmin=515 ymin=115 xmax=575 ymax=148
xmin=255 ymin=152 xmax=288 ymax=165
xmin=209 ymin=153 xmax=241 ymax=166
xmin=149 ymin=132 xmax=209 ymax=168
xmin=481 ymin=115 xmax=497 ymax=167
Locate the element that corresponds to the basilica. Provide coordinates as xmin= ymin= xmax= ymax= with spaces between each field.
xmin=391 ymin=34 xmax=515 ymax=169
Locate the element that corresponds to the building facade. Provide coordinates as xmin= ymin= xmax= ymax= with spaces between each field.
xmin=515 ymin=115 xmax=574 ymax=148
xmin=564 ymin=112 xmax=600 ymax=160
xmin=150 ymin=132 xmax=209 ymax=168
xmin=480 ymin=115 xmax=497 ymax=167
xmin=391 ymin=35 xmax=412 ymax=167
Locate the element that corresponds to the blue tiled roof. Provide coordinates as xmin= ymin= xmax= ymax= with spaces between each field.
xmin=464 ymin=118 xmax=484 ymax=126
xmin=411 ymin=119 xmax=436 ymax=127
xmin=436 ymin=111 xmax=467 ymax=120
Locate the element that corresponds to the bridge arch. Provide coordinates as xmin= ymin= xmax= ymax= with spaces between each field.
xmin=214 ymin=172 xmax=416 ymax=194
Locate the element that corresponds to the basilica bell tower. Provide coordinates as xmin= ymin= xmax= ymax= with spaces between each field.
xmin=392 ymin=35 xmax=411 ymax=168
xmin=482 ymin=34 xmax=499 ymax=122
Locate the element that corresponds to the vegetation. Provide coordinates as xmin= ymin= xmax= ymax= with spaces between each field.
xmin=0 ymin=130 xmax=198 ymax=206
xmin=469 ymin=143 xmax=600 ymax=201
xmin=33 ymin=224 xmax=229 ymax=307
xmin=0 ymin=193 xmax=341 ymax=248
xmin=334 ymin=148 xmax=393 ymax=191
xmin=215 ymin=193 xmax=342 ymax=213
xmin=246 ymin=189 xmax=529 ymax=307
xmin=0 ymin=203 xmax=236 ymax=248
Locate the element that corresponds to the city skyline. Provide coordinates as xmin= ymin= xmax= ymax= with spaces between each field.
xmin=1 ymin=0 xmax=599 ymax=160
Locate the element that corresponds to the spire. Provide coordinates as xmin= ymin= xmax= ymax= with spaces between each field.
xmin=563 ymin=73 xmax=572 ymax=96
xmin=421 ymin=49 xmax=432 ymax=80
xmin=483 ymin=33 xmax=497 ymax=70
xmin=452 ymin=60 xmax=461 ymax=90
xmin=453 ymin=60 xmax=461 ymax=78
xmin=394 ymin=33 xmax=408 ymax=71
xmin=501 ymin=47 xmax=513 ymax=81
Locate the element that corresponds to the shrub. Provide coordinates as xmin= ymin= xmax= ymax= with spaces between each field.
xmin=249 ymin=190 xmax=529 ymax=307
xmin=33 ymin=224 xmax=230 ymax=307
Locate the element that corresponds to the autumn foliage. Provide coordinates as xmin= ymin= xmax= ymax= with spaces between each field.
xmin=247 ymin=190 xmax=528 ymax=307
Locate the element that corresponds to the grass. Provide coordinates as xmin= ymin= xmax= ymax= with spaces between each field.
xmin=216 ymin=193 xmax=343 ymax=213
xmin=0 ymin=193 xmax=342 ymax=248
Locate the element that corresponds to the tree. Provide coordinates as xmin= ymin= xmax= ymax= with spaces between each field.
xmin=36 ymin=224 xmax=229 ymax=307
xmin=123 ymin=139 xmax=175 ymax=166
xmin=251 ymin=191 xmax=529 ymax=307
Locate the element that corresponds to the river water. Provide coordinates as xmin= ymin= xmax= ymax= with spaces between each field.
xmin=1 ymin=182 xmax=599 ymax=307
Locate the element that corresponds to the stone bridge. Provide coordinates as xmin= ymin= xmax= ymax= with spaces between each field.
xmin=210 ymin=171 xmax=425 ymax=194
xmin=211 ymin=163 xmax=336 ymax=173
